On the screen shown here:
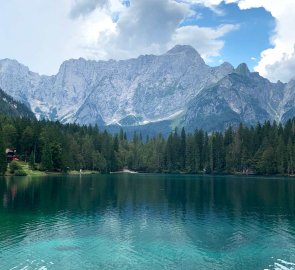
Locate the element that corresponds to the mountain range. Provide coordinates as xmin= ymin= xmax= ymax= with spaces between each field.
xmin=0 ymin=45 xmax=294 ymax=133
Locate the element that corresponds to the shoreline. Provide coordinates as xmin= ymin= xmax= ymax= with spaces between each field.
xmin=7 ymin=171 xmax=295 ymax=178
xmin=5 ymin=162 xmax=295 ymax=178
xmin=5 ymin=161 xmax=100 ymax=177
xmin=110 ymin=169 xmax=138 ymax=174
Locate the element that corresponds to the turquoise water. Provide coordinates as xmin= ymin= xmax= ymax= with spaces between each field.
xmin=1 ymin=174 xmax=295 ymax=269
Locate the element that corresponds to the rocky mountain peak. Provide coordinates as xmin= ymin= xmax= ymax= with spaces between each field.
xmin=219 ymin=62 xmax=234 ymax=70
xmin=234 ymin=63 xmax=251 ymax=76
xmin=0 ymin=59 xmax=30 ymax=74
xmin=2 ymin=45 xmax=295 ymax=134
xmin=166 ymin=45 xmax=197 ymax=54
xmin=165 ymin=45 xmax=203 ymax=61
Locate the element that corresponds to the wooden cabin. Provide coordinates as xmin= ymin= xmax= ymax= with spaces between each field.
xmin=6 ymin=149 xmax=18 ymax=161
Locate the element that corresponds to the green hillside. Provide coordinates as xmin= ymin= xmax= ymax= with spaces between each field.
xmin=0 ymin=88 xmax=35 ymax=119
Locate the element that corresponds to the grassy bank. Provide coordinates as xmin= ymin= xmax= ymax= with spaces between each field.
xmin=6 ymin=161 xmax=99 ymax=177
xmin=18 ymin=162 xmax=47 ymax=176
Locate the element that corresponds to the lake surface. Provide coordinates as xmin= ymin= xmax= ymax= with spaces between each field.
xmin=1 ymin=174 xmax=295 ymax=270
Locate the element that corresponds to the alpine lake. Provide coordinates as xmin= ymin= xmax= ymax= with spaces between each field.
xmin=1 ymin=174 xmax=295 ymax=270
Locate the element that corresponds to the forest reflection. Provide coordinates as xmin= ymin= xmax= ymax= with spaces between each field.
xmin=1 ymin=174 xmax=295 ymax=217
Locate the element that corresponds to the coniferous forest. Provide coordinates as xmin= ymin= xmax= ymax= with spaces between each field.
xmin=0 ymin=115 xmax=295 ymax=176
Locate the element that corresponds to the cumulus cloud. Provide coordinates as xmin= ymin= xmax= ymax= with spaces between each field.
xmin=181 ymin=0 xmax=237 ymax=14
xmin=0 ymin=0 xmax=81 ymax=75
xmin=41 ymin=0 xmax=295 ymax=82
xmin=89 ymin=0 xmax=190 ymax=58
xmin=260 ymin=47 xmax=295 ymax=83
xmin=0 ymin=0 xmax=238 ymax=74
xmin=170 ymin=24 xmax=238 ymax=60
xmin=115 ymin=0 xmax=188 ymax=50
xmin=70 ymin=0 xmax=109 ymax=18
xmin=74 ymin=0 xmax=238 ymax=62
xmin=191 ymin=0 xmax=295 ymax=82
xmin=242 ymin=0 xmax=295 ymax=83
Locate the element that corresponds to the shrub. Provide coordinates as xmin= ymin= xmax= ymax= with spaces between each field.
xmin=9 ymin=161 xmax=27 ymax=176
xmin=14 ymin=169 xmax=27 ymax=176
xmin=9 ymin=161 xmax=22 ymax=174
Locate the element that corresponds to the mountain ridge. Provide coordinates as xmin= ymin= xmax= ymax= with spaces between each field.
xmin=0 ymin=45 xmax=294 ymax=133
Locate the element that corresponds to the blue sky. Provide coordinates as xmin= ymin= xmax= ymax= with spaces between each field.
xmin=0 ymin=0 xmax=294 ymax=82
xmin=184 ymin=3 xmax=275 ymax=70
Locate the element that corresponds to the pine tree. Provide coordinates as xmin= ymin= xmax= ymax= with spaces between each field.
xmin=0 ymin=136 xmax=7 ymax=175
xmin=180 ymin=127 xmax=186 ymax=171
xmin=2 ymin=123 xmax=17 ymax=148
xmin=41 ymin=143 xmax=53 ymax=171
xmin=165 ymin=133 xmax=174 ymax=171
xmin=29 ymin=151 xmax=35 ymax=170
xmin=287 ymin=139 xmax=294 ymax=174
xmin=276 ymin=136 xmax=286 ymax=174
xmin=51 ymin=142 xmax=63 ymax=170
xmin=113 ymin=135 xmax=119 ymax=152
xmin=186 ymin=134 xmax=196 ymax=173
xmin=259 ymin=146 xmax=276 ymax=175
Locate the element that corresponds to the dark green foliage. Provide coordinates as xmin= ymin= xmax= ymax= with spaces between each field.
xmin=29 ymin=151 xmax=35 ymax=170
xmin=41 ymin=143 xmax=53 ymax=171
xmin=9 ymin=161 xmax=27 ymax=176
xmin=0 ymin=114 xmax=295 ymax=175
xmin=2 ymin=124 xmax=17 ymax=148
xmin=0 ymin=135 xmax=7 ymax=175
xmin=51 ymin=143 xmax=62 ymax=170
xmin=180 ymin=128 xmax=186 ymax=170
xmin=14 ymin=169 xmax=27 ymax=176
xmin=9 ymin=160 xmax=21 ymax=174
xmin=0 ymin=88 xmax=35 ymax=119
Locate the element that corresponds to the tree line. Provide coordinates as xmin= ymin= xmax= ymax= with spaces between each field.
xmin=0 ymin=115 xmax=295 ymax=175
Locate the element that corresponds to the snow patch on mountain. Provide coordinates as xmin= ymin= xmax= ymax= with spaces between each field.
xmin=1 ymin=45 xmax=295 ymax=132
xmin=0 ymin=45 xmax=234 ymax=127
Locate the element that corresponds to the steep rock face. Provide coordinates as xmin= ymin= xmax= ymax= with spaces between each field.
xmin=0 ymin=59 xmax=40 ymax=108
xmin=2 ymin=45 xmax=295 ymax=133
xmin=278 ymin=80 xmax=295 ymax=123
xmin=0 ymin=46 xmax=233 ymax=127
xmin=183 ymin=65 xmax=285 ymax=131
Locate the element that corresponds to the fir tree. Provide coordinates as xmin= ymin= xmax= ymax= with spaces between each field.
xmin=29 ymin=151 xmax=35 ymax=170
xmin=0 ymin=136 xmax=7 ymax=175
xmin=180 ymin=127 xmax=186 ymax=171
xmin=41 ymin=143 xmax=53 ymax=171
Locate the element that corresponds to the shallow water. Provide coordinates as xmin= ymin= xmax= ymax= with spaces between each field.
xmin=0 ymin=174 xmax=295 ymax=269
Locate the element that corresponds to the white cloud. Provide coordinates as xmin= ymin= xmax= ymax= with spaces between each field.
xmin=0 ymin=0 xmax=79 ymax=75
xmin=187 ymin=0 xmax=295 ymax=82
xmin=170 ymin=24 xmax=238 ymax=60
xmin=75 ymin=0 xmax=238 ymax=62
xmin=259 ymin=46 xmax=295 ymax=83
xmin=106 ymin=0 xmax=190 ymax=57
xmin=0 ymin=0 xmax=238 ymax=74
xmin=2 ymin=0 xmax=294 ymax=83
xmin=241 ymin=0 xmax=295 ymax=82
xmin=70 ymin=0 xmax=109 ymax=18
xmin=181 ymin=0 xmax=237 ymax=14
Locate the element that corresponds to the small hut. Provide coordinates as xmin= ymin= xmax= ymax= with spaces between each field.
xmin=6 ymin=149 xmax=18 ymax=161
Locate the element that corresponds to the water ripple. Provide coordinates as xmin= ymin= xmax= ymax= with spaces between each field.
xmin=8 ymin=259 xmax=54 ymax=270
xmin=1 ymin=175 xmax=295 ymax=269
